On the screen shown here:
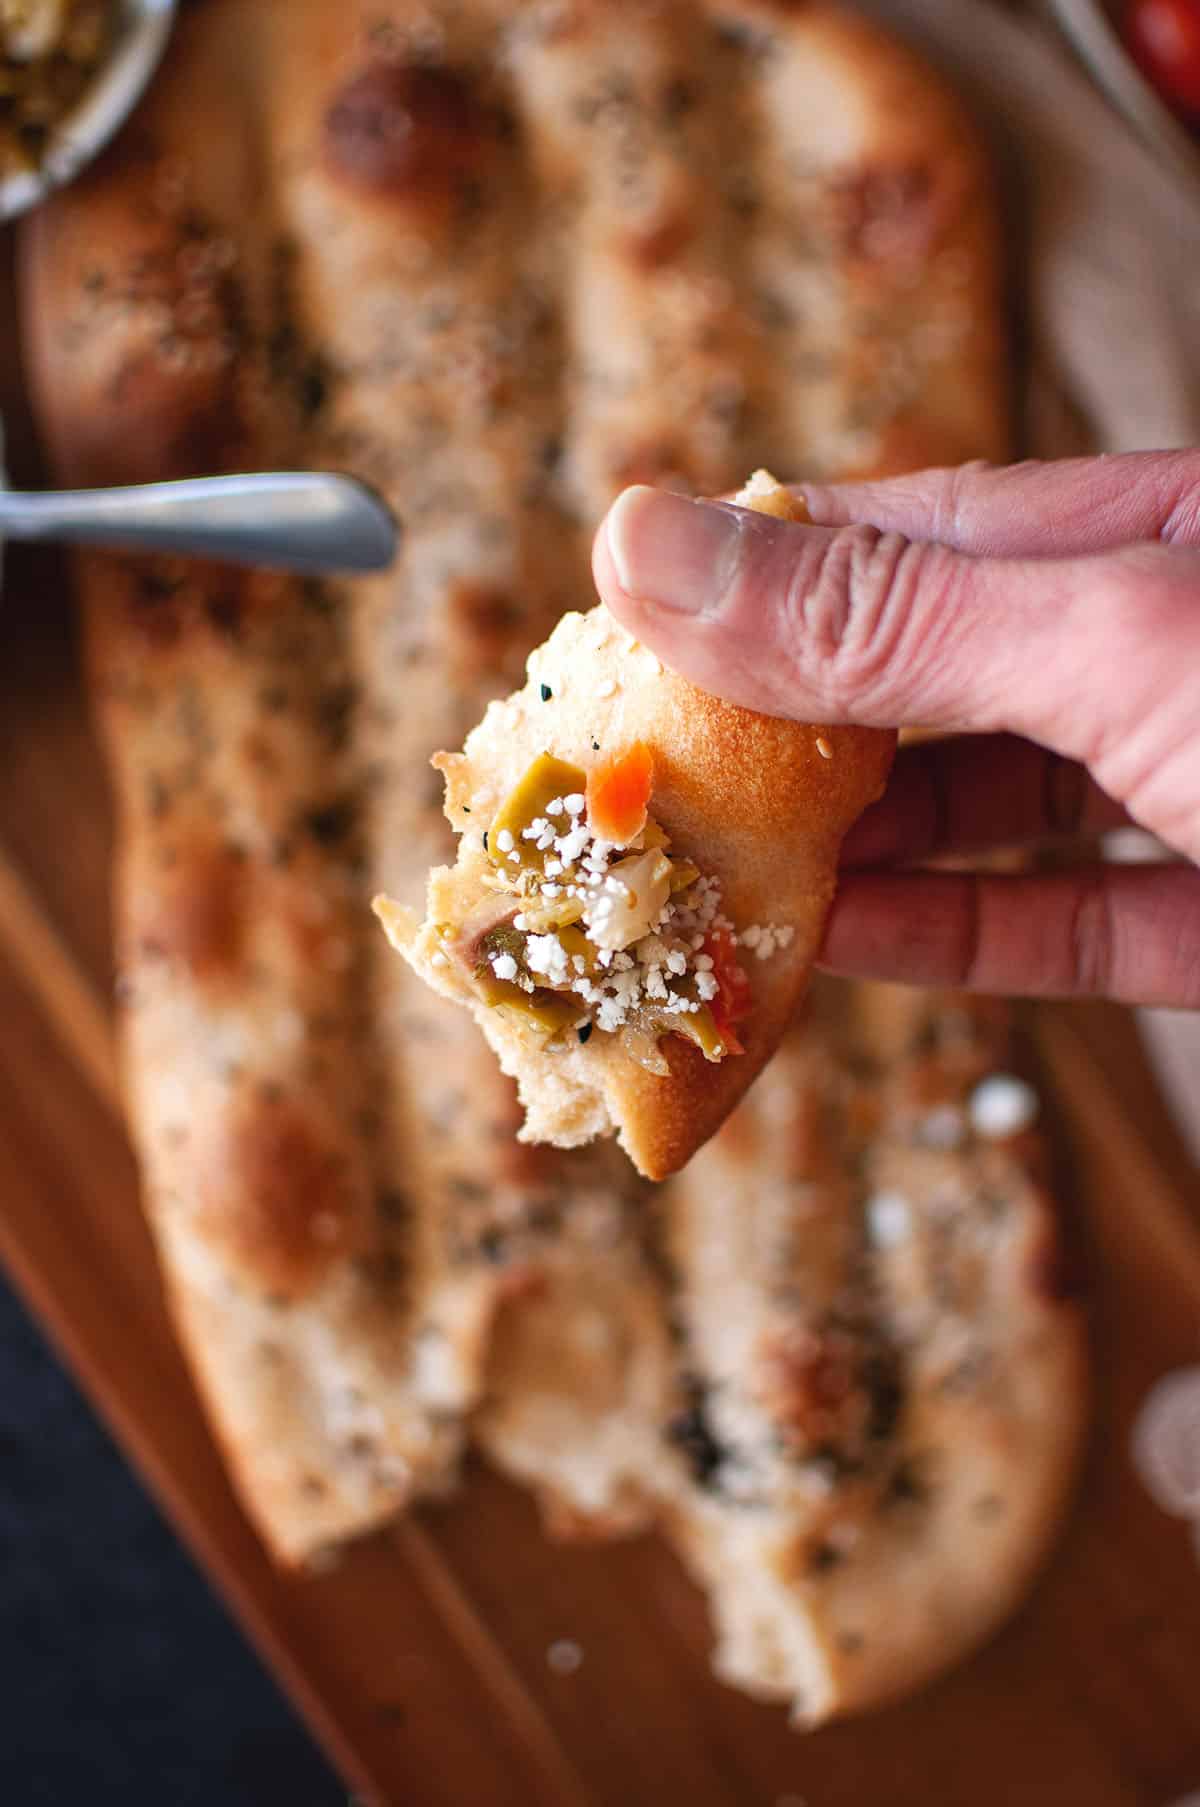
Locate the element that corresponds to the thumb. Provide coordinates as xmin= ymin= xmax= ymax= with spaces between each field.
xmin=592 ymin=484 xmax=1198 ymax=769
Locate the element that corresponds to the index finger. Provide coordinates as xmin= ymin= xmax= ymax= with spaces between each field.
xmin=800 ymin=450 xmax=1200 ymax=558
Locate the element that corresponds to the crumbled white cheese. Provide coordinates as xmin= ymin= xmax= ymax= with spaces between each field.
xmin=866 ymin=1190 xmax=911 ymax=1248
xmin=556 ymin=824 xmax=590 ymax=865
xmin=472 ymin=755 xmax=795 ymax=1043
xmin=969 ymin=1074 xmax=1039 ymax=1140
xmin=738 ymin=922 xmax=795 ymax=961
xmin=525 ymin=933 xmax=570 ymax=981
xmin=1131 ymin=1367 xmax=1200 ymax=1520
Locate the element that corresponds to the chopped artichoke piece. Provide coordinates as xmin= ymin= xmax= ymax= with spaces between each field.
xmin=588 ymin=848 xmax=672 ymax=951
xmin=513 ymin=892 xmax=588 ymax=934
xmin=488 ymin=753 xmax=587 ymax=875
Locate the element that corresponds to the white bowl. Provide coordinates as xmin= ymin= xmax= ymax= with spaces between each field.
xmin=0 ymin=0 xmax=177 ymax=223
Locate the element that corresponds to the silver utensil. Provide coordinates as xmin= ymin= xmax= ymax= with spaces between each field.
xmin=1 ymin=0 xmax=178 ymax=223
xmin=0 ymin=472 xmax=399 ymax=574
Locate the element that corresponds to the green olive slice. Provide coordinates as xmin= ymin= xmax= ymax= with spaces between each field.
xmin=488 ymin=754 xmax=587 ymax=875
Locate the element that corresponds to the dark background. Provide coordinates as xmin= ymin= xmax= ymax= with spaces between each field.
xmin=0 ymin=1271 xmax=342 ymax=1805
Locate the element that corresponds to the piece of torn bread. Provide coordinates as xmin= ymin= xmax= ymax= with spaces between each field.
xmin=659 ymin=984 xmax=1087 ymax=1722
xmin=379 ymin=475 xmax=894 ymax=1181
xmin=479 ymin=982 xmax=1087 ymax=1725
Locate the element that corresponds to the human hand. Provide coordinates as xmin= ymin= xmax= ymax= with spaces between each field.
xmin=592 ymin=453 xmax=1200 ymax=1008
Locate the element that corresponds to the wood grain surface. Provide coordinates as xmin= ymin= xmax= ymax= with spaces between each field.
xmin=3 ymin=170 xmax=1200 ymax=1807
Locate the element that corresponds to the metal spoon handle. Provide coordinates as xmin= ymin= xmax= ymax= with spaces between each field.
xmin=0 ymin=472 xmax=398 ymax=575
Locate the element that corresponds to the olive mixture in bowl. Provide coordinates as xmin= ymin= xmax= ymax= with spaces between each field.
xmin=1 ymin=1 xmax=116 ymax=176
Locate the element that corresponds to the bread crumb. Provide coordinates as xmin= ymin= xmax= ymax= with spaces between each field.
xmin=546 ymin=1639 xmax=583 ymax=1674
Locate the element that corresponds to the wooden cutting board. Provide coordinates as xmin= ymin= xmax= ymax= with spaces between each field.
xmin=3 ymin=226 xmax=1200 ymax=1806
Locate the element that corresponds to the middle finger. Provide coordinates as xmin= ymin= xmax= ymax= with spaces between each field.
xmin=840 ymin=733 xmax=1131 ymax=869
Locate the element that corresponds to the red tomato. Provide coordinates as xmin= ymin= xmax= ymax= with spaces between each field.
xmin=1126 ymin=0 xmax=1200 ymax=119
xmin=704 ymin=928 xmax=751 ymax=1054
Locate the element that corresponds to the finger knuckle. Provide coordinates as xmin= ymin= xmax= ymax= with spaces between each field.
xmin=1079 ymin=549 xmax=1200 ymax=773
xmin=1151 ymin=451 xmax=1200 ymax=545
xmin=1067 ymin=872 xmax=1116 ymax=997
xmin=784 ymin=524 xmax=952 ymax=715
xmin=939 ymin=458 xmax=1003 ymax=542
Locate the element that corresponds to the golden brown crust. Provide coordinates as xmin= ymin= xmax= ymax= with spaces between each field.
xmin=768 ymin=2 xmax=1011 ymax=477
xmin=15 ymin=0 xmax=1077 ymax=1722
xmin=496 ymin=985 xmax=1086 ymax=1723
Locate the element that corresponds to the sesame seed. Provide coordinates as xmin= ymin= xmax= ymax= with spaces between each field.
xmin=540 ymin=683 xmax=553 ymax=701
xmin=595 ymin=678 xmax=617 ymax=697
xmin=816 ymin=735 xmax=833 ymax=759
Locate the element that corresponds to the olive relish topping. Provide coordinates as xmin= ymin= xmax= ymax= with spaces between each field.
xmin=0 ymin=0 xmax=115 ymax=178
xmin=440 ymin=749 xmax=794 ymax=1071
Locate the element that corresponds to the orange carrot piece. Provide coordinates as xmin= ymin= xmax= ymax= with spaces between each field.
xmin=585 ymin=742 xmax=654 ymax=845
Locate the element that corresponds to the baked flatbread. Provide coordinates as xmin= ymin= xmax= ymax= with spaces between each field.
xmin=480 ymin=983 xmax=1087 ymax=1723
xmin=379 ymin=476 xmax=893 ymax=1180
xmin=21 ymin=0 xmax=1081 ymax=1729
